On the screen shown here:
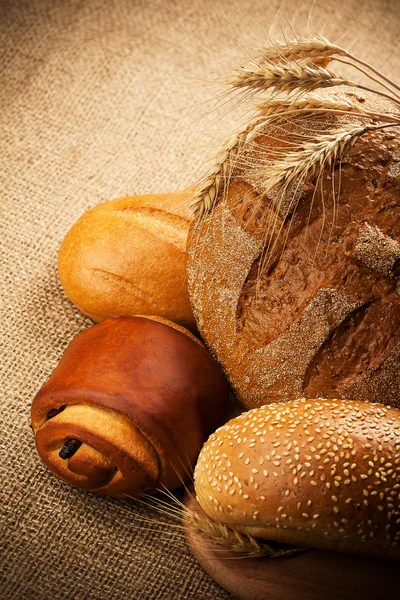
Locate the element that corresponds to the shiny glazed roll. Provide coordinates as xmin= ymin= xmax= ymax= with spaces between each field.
xmin=31 ymin=316 xmax=229 ymax=497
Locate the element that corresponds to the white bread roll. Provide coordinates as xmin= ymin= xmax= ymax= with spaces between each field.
xmin=194 ymin=398 xmax=400 ymax=560
xmin=58 ymin=190 xmax=195 ymax=330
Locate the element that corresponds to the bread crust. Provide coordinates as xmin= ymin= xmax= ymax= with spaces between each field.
xmin=187 ymin=90 xmax=400 ymax=408
xmin=58 ymin=190 xmax=195 ymax=330
xmin=31 ymin=316 xmax=229 ymax=497
xmin=194 ymin=398 xmax=400 ymax=560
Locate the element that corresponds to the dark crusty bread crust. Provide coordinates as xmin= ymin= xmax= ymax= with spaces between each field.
xmin=187 ymin=90 xmax=400 ymax=408
xmin=194 ymin=398 xmax=400 ymax=560
xmin=31 ymin=316 xmax=229 ymax=497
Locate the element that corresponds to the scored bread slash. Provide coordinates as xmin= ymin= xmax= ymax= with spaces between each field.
xmin=193 ymin=398 xmax=400 ymax=561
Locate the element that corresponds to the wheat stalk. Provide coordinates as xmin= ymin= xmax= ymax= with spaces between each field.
xmin=184 ymin=506 xmax=305 ymax=558
xmin=257 ymin=95 xmax=400 ymax=125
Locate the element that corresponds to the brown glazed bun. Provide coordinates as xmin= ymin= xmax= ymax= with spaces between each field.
xmin=187 ymin=90 xmax=400 ymax=409
xmin=194 ymin=398 xmax=400 ymax=560
xmin=58 ymin=190 xmax=195 ymax=330
xmin=31 ymin=316 xmax=229 ymax=497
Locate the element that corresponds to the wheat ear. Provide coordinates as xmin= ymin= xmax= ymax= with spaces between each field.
xmin=257 ymin=34 xmax=400 ymax=98
xmin=258 ymin=34 xmax=345 ymax=64
xmin=184 ymin=506 xmax=305 ymax=559
xmin=263 ymin=122 xmax=399 ymax=194
xmin=230 ymin=62 xmax=351 ymax=95
xmin=191 ymin=116 xmax=265 ymax=218
xmin=230 ymin=58 xmax=400 ymax=109
xmin=132 ymin=488 xmax=305 ymax=560
xmin=256 ymin=92 xmax=365 ymax=117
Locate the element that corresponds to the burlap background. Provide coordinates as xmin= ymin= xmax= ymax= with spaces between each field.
xmin=1 ymin=0 xmax=399 ymax=598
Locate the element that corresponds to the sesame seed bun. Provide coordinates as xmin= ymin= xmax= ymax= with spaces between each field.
xmin=194 ymin=398 xmax=400 ymax=560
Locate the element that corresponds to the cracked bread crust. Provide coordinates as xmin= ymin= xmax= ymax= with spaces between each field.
xmin=187 ymin=90 xmax=400 ymax=408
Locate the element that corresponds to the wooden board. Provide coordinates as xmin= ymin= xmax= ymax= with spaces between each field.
xmin=184 ymin=493 xmax=399 ymax=600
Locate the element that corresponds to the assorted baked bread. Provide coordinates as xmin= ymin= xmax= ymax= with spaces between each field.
xmin=193 ymin=398 xmax=400 ymax=560
xmin=58 ymin=190 xmax=195 ymax=330
xmin=31 ymin=35 xmax=400 ymax=576
xmin=31 ymin=316 xmax=229 ymax=497
xmin=187 ymin=90 xmax=400 ymax=409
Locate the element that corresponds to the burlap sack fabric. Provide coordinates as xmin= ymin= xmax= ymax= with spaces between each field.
xmin=1 ymin=0 xmax=399 ymax=598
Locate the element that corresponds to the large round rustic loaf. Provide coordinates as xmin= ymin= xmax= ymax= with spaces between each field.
xmin=194 ymin=398 xmax=400 ymax=560
xmin=187 ymin=90 xmax=400 ymax=408
xmin=31 ymin=316 xmax=229 ymax=497
xmin=58 ymin=190 xmax=195 ymax=330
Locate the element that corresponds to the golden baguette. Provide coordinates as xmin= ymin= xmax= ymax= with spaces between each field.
xmin=58 ymin=189 xmax=195 ymax=330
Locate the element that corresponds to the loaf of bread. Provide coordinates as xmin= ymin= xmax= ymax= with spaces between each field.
xmin=31 ymin=316 xmax=229 ymax=497
xmin=58 ymin=190 xmax=195 ymax=330
xmin=193 ymin=398 xmax=400 ymax=560
xmin=187 ymin=90 xmax=400 ymax=408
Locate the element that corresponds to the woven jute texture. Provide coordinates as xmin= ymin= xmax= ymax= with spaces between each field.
xmin=1 ymin=0 xmax=399 ymax=598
